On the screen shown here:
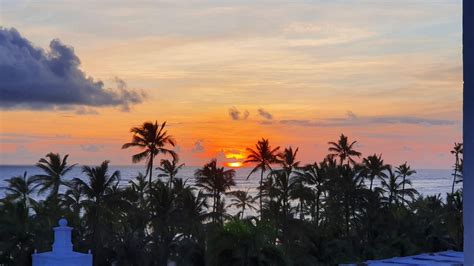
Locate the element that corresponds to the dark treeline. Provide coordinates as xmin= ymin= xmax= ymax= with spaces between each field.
xmin=0 ymin=121 xmax=463 ymax=265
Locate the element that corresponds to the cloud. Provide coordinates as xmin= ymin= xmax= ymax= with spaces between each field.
xmin=75 ymin=106 xmax=99 ymax=115
xmin=0 ymin=132 xmax=72 ymax=143
xmin=80 ymin=144 xmax=103 ymax=152
xmin=191 ymin=140 xmax=205 ymax=153
xmin=402 ymin=146 xmax=413 ymax=151
xmin=257 ymin=108 xmax=273 ymax=120
xmin=228 ymin=106 xmax=249 ymax=120
xmin=367 ymin=116 xmax=454 ymax=126
xmin=258 ymin=120 xmax=275 ymax=125
xmin=279 ymin=119 xmax=318 ymax=127
xmin=0 ymin=27 xmax=146 ymax=111
xmin=268 ymin=113 xmax=455 ymax=128
xmin=346 ymin=110 xmax=358 ymax=119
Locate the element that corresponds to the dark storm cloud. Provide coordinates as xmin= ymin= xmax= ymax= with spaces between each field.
xmin=228 ymin=106 xmax=249 ymax=120
xmin=257 ymin=108 xmax=273 ymax=120
xmin=0 ymin=27 xmax=146 ymax=110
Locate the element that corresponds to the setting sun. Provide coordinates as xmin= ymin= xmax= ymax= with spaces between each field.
xmin=227 ymin=162 xmax=243 ymax=168
xmin=225 ymin=152 xmax=246 ymax=160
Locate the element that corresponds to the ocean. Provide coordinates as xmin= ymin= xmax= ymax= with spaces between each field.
xmin=0 ymin=165 xmax=458 ymax=216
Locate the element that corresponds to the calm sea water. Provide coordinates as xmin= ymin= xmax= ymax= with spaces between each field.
xmin=0 ymin=165 xmax=458 ymax=215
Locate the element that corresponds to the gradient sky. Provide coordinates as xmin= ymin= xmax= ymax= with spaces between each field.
xmin=0 ymin=0 xmax=462 ymax=168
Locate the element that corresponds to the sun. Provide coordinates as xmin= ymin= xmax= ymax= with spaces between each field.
xmin=227 ymin=162 xmax=243 ymax=168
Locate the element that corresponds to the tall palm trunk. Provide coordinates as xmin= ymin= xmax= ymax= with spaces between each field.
xmin=345 ymin=199 xmax=350 ymax=237
xmin=168 ymin=173 xmax=174 ymax=189
xmin=92 ymin=201 xmax=101 ymax=265
xmin=148 ymin=155 xmax=154 ymax=188
xmin=213 ymin=190 xmax=217 ymax=223
xmin=315 ymin=193 xmax=320 ymax=227
xmin=259 ymin=169 xmax=264 ymax=219
xmin=402 ymin=174 xmax=406 ymax=202
xmin=217 ymin=193 xmax=222 ymax=224
xmin=451 ymin=154 xmax=459 ymax=194
xmin=299 ymin=200 xmax=304 ymax=220
xmin=369 ymin=176 xmax=374 ymax=191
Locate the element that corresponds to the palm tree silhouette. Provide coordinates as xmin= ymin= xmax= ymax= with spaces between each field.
xmin=328 ymin=134 xmax=361 ymax=166
xmin=33 ymin=153 xmax=76 ymax=200
xmin=395 ymin=162 xmax=416 ymax=203
xmin=360 ymin=154 xmax=390 ymax=191
xmin=244 ymin=138 xmax=280 ymax=219
xmin=60 ymin=181 xmax=83 ymax=225
xmin=2 ymin=171 xmax=37 ymax=208
xmin=293 ymin=162 xmax=326 ymax=224
xmin=195 ymin=159 xmax=236 ymax=223
xmin=73 ymin=160 xmax=121 ymax=265
xmin=380 ymin=167 xmax=418 ymax=206
xmin=278 ymin=146 xmax=300 ymax=171
xmin=128 ymin=173 xmax=148 ymax=208
xmin=122 ymin=121 xmax=176 ymax=188
xmin=450 ymin=142 xmax=463 ymax=194
xmin=275 ymin=146 xmax=300 ymax=220
xmin=228 ymin=190 xmax=257 ymax=219
xmin=157 ymin=157 xmax=185 ymax=188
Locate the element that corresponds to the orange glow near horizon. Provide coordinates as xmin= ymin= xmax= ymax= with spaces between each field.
xmin=227 ymin=162 xmax=243 ymax=168
xmin=225 ymin=153 xmax=246 ymax=160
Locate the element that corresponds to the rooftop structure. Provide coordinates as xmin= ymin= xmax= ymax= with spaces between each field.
xmin=32 ymin=218 xmax=92 ymax=266
xmin=363 ymin=251 xmax=463 ymax=266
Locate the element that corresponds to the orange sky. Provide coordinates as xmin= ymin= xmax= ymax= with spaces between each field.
xmin=0 ymin=1 xmax=462 ymax=168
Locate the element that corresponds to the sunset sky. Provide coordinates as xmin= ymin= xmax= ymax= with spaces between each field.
xmin=0 ymin=0 xmax=462 ymax=168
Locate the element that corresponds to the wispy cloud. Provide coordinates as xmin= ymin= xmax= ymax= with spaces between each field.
xmin=75 ymin=106 xmax=99 ymax=115
xmin=191 ymin=140 xmax=205 ymax=153
xmin=80 ymin=144 xmax=103 ymax=152
xmin=229 ymin=106 xmax=249 ymax=120
xmin=272 ymin=112 xmax=455 ymax=128
xmin=258 ymin=108 xmax=273 ymax=120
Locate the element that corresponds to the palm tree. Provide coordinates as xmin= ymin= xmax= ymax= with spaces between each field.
xmin=60 ymin=181 xmax=83 ymax=225
xmin=207 ymin=219 xmax=286 ymax=266
xmin=33 ymin=153 xmax=76 ymax=200
xmin=360 ymin=154 xmax=390 ymax=191
xmin=274 ymin=146 xmax=300 ymax=221
xmin=177 ymin=187 xmax=209 ymax=238
xmin=380 ymin=167 xmax=418 ymax=206
xmin=2 ymin=171 xmax=37 ymax=208
xmin=73 ymin=160 xmax=121 ymax=265
xmin=244 ymin=138 xmax=280 ymax=218
xmin=195 ymin=159 xmax=235 ymax=223
xmin=450 ymin=142 xmax=463 ymax=194
xmin=328 ymin=134 xmax=361 ymax=166
xmin=0 ymin=199 xmax=34 ymax=265
xmin=278 ymin=146 xmax=300 ymax=171
xmin=228 ymin=190 xmax=257 ymax=219
xmin=292 ymin=162 xmax=326 ymax=224
xmin=157 ymin=157 xmax=185 ymax=188
xmin=147 ymin=179 xmax=178 ymax=265
xmin=395 ymin=162 xmax=416 ymax=203
xmin=128 ymin=172 xmax=148 ymax=208
xmin=122 ymin=121 xmax=176 ymax=187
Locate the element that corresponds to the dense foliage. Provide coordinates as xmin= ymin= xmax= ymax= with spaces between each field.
xmin=0 ymin=122 xmax=463 ymax=266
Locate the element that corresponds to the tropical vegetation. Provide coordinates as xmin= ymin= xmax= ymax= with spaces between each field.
xmin=0 ymin=121 xmax=464 ymax=266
